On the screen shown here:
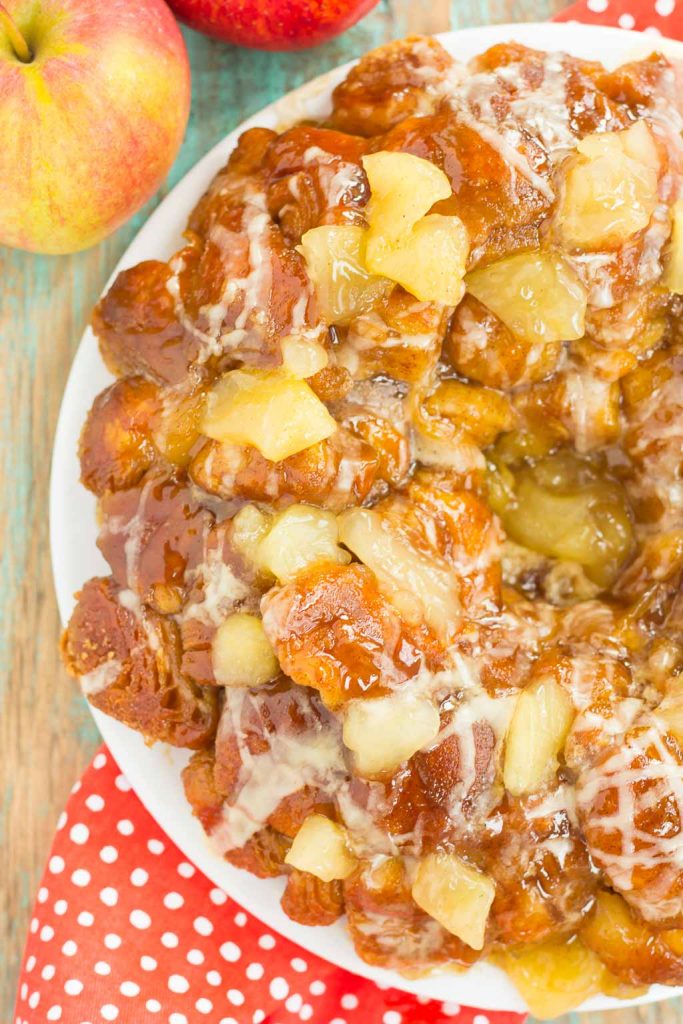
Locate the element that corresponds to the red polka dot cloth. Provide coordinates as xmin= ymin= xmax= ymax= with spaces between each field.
xmin=13 ymin=747 xmax=522 ymax=1024
xmin=556 ymin=0 xmax=683 ymax=29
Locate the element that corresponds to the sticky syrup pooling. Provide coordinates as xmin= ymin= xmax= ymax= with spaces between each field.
xmin=61 ymin=36 xmax=683 ymax=1016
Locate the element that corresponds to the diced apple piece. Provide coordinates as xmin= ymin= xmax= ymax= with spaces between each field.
xmin=503 ymin=674 xmax=574 ymax=796
xmin=155 ymin=390 xmax=207 ymax=467
xmin=202 ymin=369 xmax=336 ymax=462
xmin=362 ymin=151 xmax=453 ymax=246
xmin=297 ymin=225 xmax=390 ymax=325
xmin=664 ymin=200 xmax=683 ymax=295
xmin=412 ymin=853 xmax=495 ymax=951
xmin=466 ymin=251 xmax=586 ymax=344
xmin=366 ymin=214 xmax=469 ymax=305
xmin=558 ymin=121 xmax=659 ymax=250
xmin=343 ymin=692 xmax=441 ymax=776
xmin=212 ymin=612 xmax=279 ymax=687
xmin=498 ymin=936 xmax=604 ymax=1018
xmin=258 ymin=504 xmax=350 ymax=583
xmin=338 ymin=507 xmax=459 ymax=639
xmin=280 ymin=334 xmax=329 ymax=378
xmin=230 ymin=504 xmax=273 ymax=569
xmin=285 ymin=814 xmax=357 ymax=882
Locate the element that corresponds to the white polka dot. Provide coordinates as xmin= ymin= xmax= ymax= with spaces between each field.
xmin=343 ymin=995 xmax=359 ymax=1010
xmin=57 ymin=811 xmax=68 ymax=829
xmin=618 ymin=11 xmax=636 ymax=26
xmin=29 ymin=918 xmax=38 ymax=934
xmin=177 ymin=861 xmax=195 ymax=878
xmin=93 ymin=752 xmax=107 ymax=769
xmin=140 ymin=956 xmax=157 ymax=971
xmin=47 ymin=1007 xmax=62 ymax=1021
xmin=383 ymin=1013 xmax=402 ymax=1024
xmin=228 ymin=989 xmax=245 ymax=1006
xmin=169 ymin=1016 xmax=188 ymax=1024
xmin=20 ymin=982 xmax=28 ymax=999
xmin=473 ymin=1016 xmax=490 ymax=1024
xmin=291 ymin=958 xmax=308 ymax=973
xmin=258 ymin=933 xmax=275 ymax=950
xmin=28 ymin=992 xmax=40 ymax=1009
xmin=38 ymin=887 xmax=48 ymax=903
xmin=116 ymin=819 xmax=134 ymax=836
xmin=300 ymin=1007 xmax=314 ymax=1022
xmin=270 ymin=977 xmax=289 ymax=1000
xmin=71 ymin=779 xmax=82 ymax=793
xmin=644 ymin=24 xmax=663 ymax=34
xmin=193 ymin=915 xmax=213 ymax=936
xmin=164 ymin=891 xmax=184 ymax=910
xmin=234 ymin=912 xmax=247 ymax=927
xmin=441 ymin=1003 xmax=462 ymax=1017
xmin=42 ymin=965 xmax=56 ymax=981
xmin=209 ymin=887 xmax=227 ymax=904
xmin=186 ymin=948 xmax=204 ymax=965
xmin=586 ymin=0 xmax=608 ymax=9
xmin=309 ymin=981 xmax=326 ymax=996
xmin=71 ymin=868 xmax=91 ymax=888
xmin=220 ymin=1019 xmax=239 ymax=1024
xmin=146 ymin=999 xmax=161 ymax=1013
xmin=104 ymin=934 xmax=122 ymax=950
xmin=120 ymin=981 xmax=140 ymax=997
xmin=62 ymin=940 xmax=78 ymax=956
xmin=147 ymin=838 xmax=164 ymax=854
xmin=86 ymin=794 xmax=105 ymax=812
xmin=94 ymin=962 xmax=111 ymax=976
xmin=100 ymin=887 xmax=119 ymax=907
xmin=253 ymin=1014 xmax=266 ymax=1024
xmin=161 ymin=931 xmax=178 ymax=948
xmin=655 ymin=0 xmax=676 ymax=13
xmin=64 ymin=980 xmax=83 ymax=996
xmin=246 ymin=962 xmax=264 ymax=981
xmin=101 ymin=1005 xmax=119 ymax=1021
xmin=130 ymin=868 xmax=148 ymax=887
xmin=54 ymin=899 xmax=68 ymax=916
xmin=49 ymin=856 xmax=65 ymax=875
xmin=206 ymin=970 xmax=222 ymax=986
xmin=40 ymin=925 xmax=55 ymax=942
xmin=287 ymin=994 xmax=303 ymax=1013
xmin=219 ymin=941 xmax=241 ymax=963
xmin=329 ymin=1018 xmax=347 ymax=1024
xmin=130 ymin=909 xmax=151 ymax=930
xmin=114 ymin=774 xmax=131 ymax=791
xmin=196 ymin=999 xmax=213 ymax=1015
xmin=99 ymin=846 xmax=118 ymax=864
xmin=25 ymin=956 xmax=36 ymax=972
xmin=168 ymin=974 xmax=190 ymax=994
xmin=70 ymin=823 xmax=90 ymax=845
xmin=77 ymin=911 xmax=94 ymax=927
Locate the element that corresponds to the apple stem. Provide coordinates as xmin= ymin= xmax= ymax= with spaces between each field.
xmin=0 ymin=3 xmax=32 ymax=62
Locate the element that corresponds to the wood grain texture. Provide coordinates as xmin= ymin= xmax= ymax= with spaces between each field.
xmin=1 ymin=3 xmax=679 ymax=1023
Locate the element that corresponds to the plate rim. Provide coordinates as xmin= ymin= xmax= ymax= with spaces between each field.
xmin=49 ymin=21 xmax=683 ymax=1014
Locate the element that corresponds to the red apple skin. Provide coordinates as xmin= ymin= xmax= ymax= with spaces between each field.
xmin=0 ymin=0 xmax=191 ymax=254
xmin=167 ymin=0 xmax=379 ymax=51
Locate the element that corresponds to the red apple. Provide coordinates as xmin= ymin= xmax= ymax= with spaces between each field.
xmin=167 ymin=0 xmax=379 ymax=51
xmin=0 ymin=0 xmax=191 ymax=254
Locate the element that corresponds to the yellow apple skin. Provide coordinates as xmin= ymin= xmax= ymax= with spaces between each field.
xmin=0 ymin=0 xmax=190 ymax=253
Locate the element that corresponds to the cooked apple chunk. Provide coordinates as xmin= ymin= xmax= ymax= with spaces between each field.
xmin=202 ymin=369 xmax=336 ymax=462
xmin=466 ymin=251 xmax=586 ymax=344
xmin=258 ymin=504 xmax=350 ymax=583
xmin=558 ymin=121 xmax=659 ymax=250
xmin=497 ymin=936 xmax=605 ymax=1018
xmin=362 ymin=151 xmax=468 ymax=304
xmin=280 ymin=334 xmax=329 ymax=378
xmin=664 ymin=200 xmax=683 ymax=295
xmin=342 ymin=692 xmax=441 ymax=776
xmin=212 ymin=613 xmax=279 ymax=687
xmin=230 ymin=504 xmax=273 ymax=569
xmin=503 ymin=674 xmax=574 ymax=796
xmin=362 ymin=151 xmax=453 ymax=246
xmin=298 ymin=225 xmax=390 ymax=325
xmin=285 ymin=814 xmax=357 ymax=883
xmin=412 ymin=853 xmax=495 ymax=951
xmin=338 ymin=506 xmax=459 ymax=638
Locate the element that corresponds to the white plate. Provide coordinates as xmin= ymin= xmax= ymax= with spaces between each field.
xmin=50 ymin=22 xmax=683 ymax=1013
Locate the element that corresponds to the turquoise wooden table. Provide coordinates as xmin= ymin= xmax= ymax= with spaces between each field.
xmin=2 ymin=2 xmax=677 ymax=1021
